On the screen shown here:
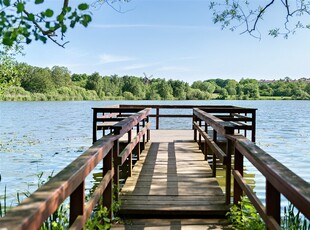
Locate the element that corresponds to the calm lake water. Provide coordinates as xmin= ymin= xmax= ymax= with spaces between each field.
xmin=0 ymin=100 xmax=309 ymax=206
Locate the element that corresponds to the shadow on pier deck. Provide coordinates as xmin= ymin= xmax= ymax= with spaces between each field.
xmin=113 ymin=130 xmax=230 ymax=229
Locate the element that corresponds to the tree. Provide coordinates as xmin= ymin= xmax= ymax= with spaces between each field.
xmin=210 ymin=1 xmax=310 ymax=39
xmin=305 ymin=83 xmax=310 ymax=95
xmin=238 ymin=79 xmax=260 ymax=99
xmin=0 ymin=0 xmax=129 ymax=47
xmin=168 ymin=79 xmax=188 ymax=100
xmin=85 ymin=72 xmax=103 ymax=95
xmin=21 ymin=66 xmax=54 ymax=93
xmin=51 ymin=66 xmax=71 ymax=87
xmin=0 ymin=46 xmax=20 ymax=94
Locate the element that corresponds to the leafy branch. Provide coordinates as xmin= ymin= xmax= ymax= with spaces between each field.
xmin=0 ymin=0 xmax=129 ymax=47
xmin=210 ymin=0 xmax=310 ymax=39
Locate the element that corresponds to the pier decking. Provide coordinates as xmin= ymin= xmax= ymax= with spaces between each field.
xmin=114 ymin=130 xmax=229 ymax=229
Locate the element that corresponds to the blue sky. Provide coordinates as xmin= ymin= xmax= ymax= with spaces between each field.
xmin=16 ymin=0 xmax=310 ymax=83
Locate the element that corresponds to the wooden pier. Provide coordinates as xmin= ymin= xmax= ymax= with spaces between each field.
xmin=113 ymin=130 xmax=229 ymax=229
xmin=1 ymin=105 xmax=309 ymax=230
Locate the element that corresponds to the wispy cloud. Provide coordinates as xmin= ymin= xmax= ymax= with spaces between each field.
xmin=91 ymin=24 xmax=211 ymax=30
xmin=98 ymin=54 xmax=134 ymax=64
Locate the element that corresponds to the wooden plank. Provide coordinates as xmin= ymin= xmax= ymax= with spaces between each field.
xmin=119 ymin=133 xmax=228 ymax=219
xmin=112 ymin=218 xmax=230 ymax=230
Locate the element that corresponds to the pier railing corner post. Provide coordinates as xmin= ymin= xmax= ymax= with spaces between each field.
xmin=103 ymin=146 xmax=113 ymax=220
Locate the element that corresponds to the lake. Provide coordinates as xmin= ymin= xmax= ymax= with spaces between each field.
xmin=0 ymin=100 xmax=309 ymax=206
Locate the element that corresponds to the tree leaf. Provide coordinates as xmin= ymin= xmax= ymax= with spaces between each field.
xmin=61 ymin=24 xmax=67 ymax=33
xmin=27 ymin=13 xmax=35 ymax=21
xmin=78 ymin=3 xmax=89 ymax=11
xmin=57 ymin=14 xmax=64 ymax=22
xmin=3 ymin=0 xmax=10 ymax=7
xmin=35 ymin=0 xmax=44 ymax=4
xmin=45 ymin=9 xmax=53 ymax=17
xmin=16 ymin=2 xmax=24 ymax=13
xmin=2 ymin=37 xmax=13 ymax=46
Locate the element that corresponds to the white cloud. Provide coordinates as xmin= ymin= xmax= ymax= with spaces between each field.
xmin=99 ymin=54 xmax=134 ymax=64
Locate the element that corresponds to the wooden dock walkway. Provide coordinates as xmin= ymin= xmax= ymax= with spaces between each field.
xmin=112 ymin=130 xmax=230 ymax=229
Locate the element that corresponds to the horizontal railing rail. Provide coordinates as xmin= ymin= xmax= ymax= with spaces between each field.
xmin=193 ymin=107 xmax=310 ymax=229
xmin=0 ymin=107 xmax=151 ymax=229
xmin=0 ymin=136 xmax=115 ymax=229
xmin=119 ymin=105 xmax=256 ymax=133
xmin=227 ymin=134 xmax=310 ymax=229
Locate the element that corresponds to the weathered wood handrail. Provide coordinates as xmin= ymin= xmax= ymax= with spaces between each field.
xmin=193 ymin=107 xmax=309 ymax=229
xmin=119 ymin=104 xmax=254 ymax=131
xmin=0 ymin=107 xmax=151 ymax=229
xmin=193 ymin=108 xmax=235 ymax=135
xmin=227 ymin=134 xmax=310 ymax=229
xmin=0 ymin=136 xmax=115 ymax=229
xmin=193 ymin=121 xmax=227 ymax=163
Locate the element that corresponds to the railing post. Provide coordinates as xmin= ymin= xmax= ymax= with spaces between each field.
xmin=204 ymin=123 xmax=208 ymax=160
xmin=225 ymin=128 xmax=234 ymax=205
xmin=234 ymin=147 xmax=243 ymax=205
xmin=193 ymin=114 xmax=197 ymax=142
xmin=113 ymin=130 xmax=120 ymax=202
xmin=142 ymin=119 xmax=146 ymax=150
xmin=92 ymin=109 xmax=97 ymax=144
xmin=102 ymin=148 xmax=113 ymax=220
xmin=212 ymin=130 xmax=217 ymax=177
xmin=146 ymin=116 xmax=150 ymax=142
xmin=252 ymin=110 xmax=256 ymax=142
xmin=156 ymin=107 xmax=159 ymax=129
xmin=266 ymin=180 xmax=281 ymax=226
xmin=127 ymin=130 xmax=132 ymax=177
xmin=198 ymin=119 xmax=202 ymax=150
xmin=136 ymin=122 xmax=141 ymax=160
xmin=69 ymin=181 xmax=85 ymax=227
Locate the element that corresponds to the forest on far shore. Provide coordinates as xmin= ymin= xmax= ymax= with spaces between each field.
xmin=1 ymin=63 xmax=310 ymax=101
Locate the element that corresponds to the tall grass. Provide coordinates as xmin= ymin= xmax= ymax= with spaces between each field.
xmin=1 ymin=86 xmax=100 ymax=101
xmin=227 ymin=196 xmax=310 ymax=230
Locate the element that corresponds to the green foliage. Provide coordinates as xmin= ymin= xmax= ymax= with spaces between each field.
xmin=0 ymin=0 xmax=130 ymax=47
xmin=282 ymin=203 xmax=310 ymax=229
xmin=85 ymin=205 xmax=111 ymax=230
xmin=0 ymin=45 xmax=22 ymax=95
xmin=227 ymin=196 xmax=265 ymax=230
xmin=0 ymin=185 xmax=7 ymax=218
xmin=210 ymin=1 xmax=310 ymax=39
xmin=1 ymin=60 xmax=310 ymax=101
xmin=40 ymin=204 xmax=69 ymax=230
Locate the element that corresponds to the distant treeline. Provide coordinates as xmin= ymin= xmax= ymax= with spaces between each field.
xmin=1 ymin=63 xmax=310 ymax=101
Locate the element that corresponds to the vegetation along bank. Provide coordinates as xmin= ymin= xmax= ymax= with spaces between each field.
xmin=1 ymin=62 xmax=310 ymax=101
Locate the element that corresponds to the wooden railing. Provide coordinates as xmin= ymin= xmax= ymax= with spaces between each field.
xmin=193 ymin=108 xmax=310 ymax=229
xmin=119 ymin=104 xmax=256 ymax=135
xmin=0 ymin=108 xmax=151 ymax=229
